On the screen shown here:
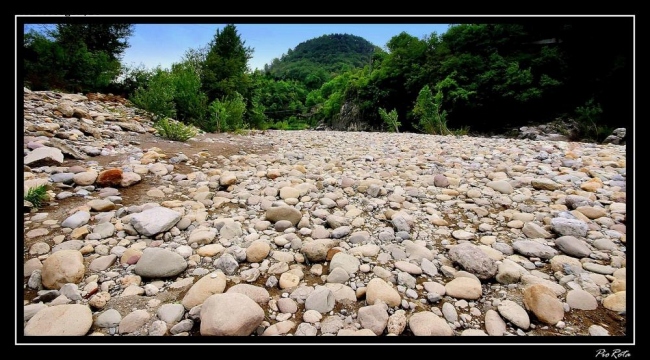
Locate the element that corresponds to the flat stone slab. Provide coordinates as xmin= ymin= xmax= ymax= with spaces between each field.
xmin=130 ymin=207 xmax=181 ymax=236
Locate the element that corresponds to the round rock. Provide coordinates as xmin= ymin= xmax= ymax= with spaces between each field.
xmin=554 ymin=236 xmax=592 ymax=258
xmin=448 ymin=243 xmax=497 ymax=280
xmin=246 ymin=240 xmax=271 ymax=263
xmin=484 ymin=309 xmax=506 ymax=336
xmin=265 ymin=206 xmax=302 ymax=226
xmin=444 ymin=277 xmax=482 ymax=300
xmin=200 ymin=293 xmax=265 ymax=336
xmin=41 ymin=250 xmax=85 ymax=290
xmin=181 ymin=271 xmax=226 ymax=310
xmin=25 ymin=304 xmax=92 ymax=336
xmin=61 ymin=211 xmax=90 ymax=229
xmin=226 ymin=284 xmax=270 ymax=305
xmin=366 ymin=278 xmax=401 ymax=307
xmin=566 ymin=289 xmax=598 ymax=310
xmin=408 ymin=311 xmax=453 ymax=336
xmin=523 ymin=284 xmax=564 ymax=325
xmin=329 ymin=252 xmax=360 ymax=275
xmin=497 ymin=300 xmax=530 ymax=330
xmin=602 ymin=291 xmax=626 ymax=312
xmin=134 ymin=248 xmax=187 ymax=278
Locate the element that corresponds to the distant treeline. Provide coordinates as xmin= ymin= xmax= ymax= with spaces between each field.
xmin=23 ymin=20 xmax=632 ymax=140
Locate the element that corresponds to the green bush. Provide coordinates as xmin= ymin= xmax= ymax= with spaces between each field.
xmin=205 ymin=98 xmax=228 ymax=132
xmin=269 ymin=120 xmax=289 ymax=130
xmin=247 ymin=100 xmax=268 ymax=130
xmin=131 ymin=68 xmax=176 ymax=121
xmin=287 ymin=123 xmax=309 ymax=130
xmin=233 ymin=123 xmax=251 ymax=135
xmin=105 ymin=64 xmax=152 ymax=97
xmin=171 ymin=62 xmax=208 ymax=124
xmin=286 ymin=116 xmax=309 ymax=130
xmin=154 ymin=118 xmax=198 ymax=141
xmin=452 ymin=126 xmax=470 ymax=136
xmin=378 ymin=107 xmax=400 ymax=132
xmin=224 ymin=92 xmax=247 ymax=131
xmin=204 ymin=92 xmax=248 ymax=132
xmin=575 ymin=98 xmax=608 ymax=141
xmin=266 ymin=119 xmax=309 ymax=131
xmin=24 ymin=185 xmax=49 ymax=208
xmin=414 ymin=84 xmax=451 ymax=135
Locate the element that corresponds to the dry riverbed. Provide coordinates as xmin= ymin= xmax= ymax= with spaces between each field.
xmin=21 ymin=89 xmax=628 ymax=341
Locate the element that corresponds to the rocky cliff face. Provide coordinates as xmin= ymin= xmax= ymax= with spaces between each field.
xmin=329 ymin=101 xmax=373 ymax=131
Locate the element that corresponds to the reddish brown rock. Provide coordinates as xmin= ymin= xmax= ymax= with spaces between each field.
xmin=96 ymin=168 xmax=123 ymax=187
xmin=326 ymin=248 xmax=342 ymax=261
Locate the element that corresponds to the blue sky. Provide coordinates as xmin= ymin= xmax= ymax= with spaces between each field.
xmin=117 ymin=23 xmax=451 ymax=71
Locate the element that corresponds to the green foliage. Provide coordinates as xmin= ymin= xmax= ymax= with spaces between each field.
xmin=305 ymin=89 xmax=324 ymax=108
xmin=24 ymin=185 xmax=49 ymax=209
xmin=23 ymin=29 xmax=121 ymax=92
xmin=574 ymin=98 xmax=607 ymax=141
xmin=154 ymin=118 xmax=198 ymax=142
xmin=247 ymin=98 xmax=268 ymax=130
xmin=256 ymin=77 xmax=308 ymax=123
xmin=127 ymin=59 xmax=208 ymax=126
xmin=54 ymin=24 xmax=134 ymax=60
xmin=204 ymin=92 xmax=247 ymax=132
xmin=414 ymin=84 xmax=451 ymax=135
xmin=413 ymin=75 xmax=473 ymax=136
xmin=265 ymin=34 xmax=377 ymax=88
xmin=378 ymin=108 xmax=400 ymax=132
xmin=268 ymin=120 xmax=289 ymax=130
xmin=182 ymin=46 xmax=208 ymax=74
xmin=110 ymin=63 xmax=153 ymax=97
xmin=246 ymin=72 xmax=269 ymax=129
xmin=69 ymin=47 xmax=121 ymax=92
xmin=286 ymin=116 xmax=309 ymax=130
xmin=131 ymin=67 xmax=176 ymax=121
xmin=311 ymin=72 xmax=357 ymax=124
xmin=205 ymin=98 xmax=228 ymax=133
xmin=435 ymin=72 xmax=475 ymax=110
xmin=266 ymin=117 xmax=308 ymax=131
xmin=233 ymin=122 xmax=251 ymax=135
xmin=170 ymin=61 xmax=208 ymax=124
xmin=27 ymin=20 xmax=626 ymax=140
xmin=451 ymin=126 xmax=471 ymax=136
xmin=23 ymin=24 xmax=133 ymax=93
xmin=224 ymin=92 xmax=247 ymax=131
xmin=23 ymin=30 xmax=67 ymax=90
xmin=202 ymin=24 xmax=253 ymax=102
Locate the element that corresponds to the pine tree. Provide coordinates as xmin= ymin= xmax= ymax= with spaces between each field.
xmin=201 ymin=24 xmax=253 ymax=102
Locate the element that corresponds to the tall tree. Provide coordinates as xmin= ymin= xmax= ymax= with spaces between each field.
xmin=23 ymin=30 xmax=67 ymax=90
xmin=54 ymin=24 xmax=134 ymax=60
xmin=24 ymin=24 xmax=134 ymax=92
xmin=170 ymin=61 xmax=207 ymax=124
xmin=201 ymin=24 xmax=253 ymax=102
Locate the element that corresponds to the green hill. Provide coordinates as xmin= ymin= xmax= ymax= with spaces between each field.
xmin=264 ymin=33 xmax=379 ymax=89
